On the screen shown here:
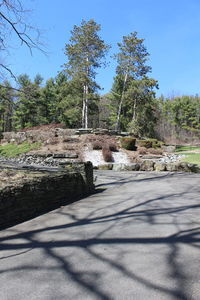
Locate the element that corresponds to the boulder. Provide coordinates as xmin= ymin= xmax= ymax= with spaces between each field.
xmin=123 ymin=163 xmax=140 ymax=171
xmin=187 ymin=163 xmax=200 ymax=173
xmin=140 ymin=160 xmax=155 ymax=171
xmin=154 ymin=162 xmax=167 ymax=171
xmin=165 ymin=163 xmax=178 ymax=172
xmin=112 ymin=163 xmax=125 ymax=171
xmin=98 ymin=164 xmax=113 ymax=170
xmin=161 ymin=145 xmax=176 ymax=153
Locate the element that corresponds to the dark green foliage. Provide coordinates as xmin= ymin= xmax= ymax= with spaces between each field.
xmin=0 ymin=81 xmax=14 ymax=132
xmin=120 ymin=137 xmax=137 ymax=150
xmin=156 ymin=95 xmax=200 ymax=143
xmin=63 ymin=19 xmax=110 ymax=128
xmin=110 ymin=32 xmax=158 ymax=134
xmin=137 ymin=140 xmax=152 ymax=149
xmin=137 ymin=138 xmax=164 ymax=149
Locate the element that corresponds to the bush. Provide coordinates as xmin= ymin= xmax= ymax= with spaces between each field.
xmin=102 ymin=147 xmax=113 ymax=162
xmin=109 ymin=143 xmax=118 ymax=152
xmin=137 ymin=140 xmax=153 ymax=148
xmin=120 ymin=137 xmax=137 ymax=150
xmin=92 ymin=141 xmax=103 ymax=150
xmin=137 ymin=139 xmax=164 ymax=149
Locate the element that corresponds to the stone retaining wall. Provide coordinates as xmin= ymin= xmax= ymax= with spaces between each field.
xmin=0 ymin=162 xmax=94 ymax=230
xmin=1 ymin=128 xmax=131 ymax=144
xmin=97 ymin=161 xmax=200 ymax=173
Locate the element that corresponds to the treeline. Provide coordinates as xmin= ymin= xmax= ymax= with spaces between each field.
xmin=0 ymin=18 xmax=200 ymax=143
xmin=155 ymin=95 xmax=200 ymax=143
xmin=1 ymin=75 xmax=200 ymax=143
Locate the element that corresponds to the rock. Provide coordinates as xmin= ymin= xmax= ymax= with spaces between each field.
xmin=98 ymin=164 xmax=113 ymax=170
xmin=187 ymin=163 xmax=200 ymax=173
xmin=175 ymin=162 xmax=192 ymax=172
xmin=142 ymin=155 xmax=163 ymax=160
xmin=154 ymin=162 xmax=167 ymax=171
xmin=93 ymin=128 xmax=109 ymax=135
xmin=120 ymin=132 xmax=129 ymax=137
xmin=53 ymin=153 xmax=67 ymax=158
xmin=123 ymin=163 xmax=140 ymax=171
xmin=140 ymin=160 xmax=155 ymax=171
xmin=75 ymin=128 xmax=93 ymax=134
xmin=165 ymin=163 xmax=178 ymax=172
xmin=161 ymin=145 xmax=176 ymax=153
xmin=112 ymin=163 xmax=125 ymax=171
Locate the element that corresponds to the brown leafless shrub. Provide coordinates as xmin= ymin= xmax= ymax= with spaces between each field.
xmin=109 ymin=143 xmax=118 ymax=152
xmin=102 ymin=147 xmax=113 ymax=162
xmin=92 ymin=141 xmax=103 ymax=150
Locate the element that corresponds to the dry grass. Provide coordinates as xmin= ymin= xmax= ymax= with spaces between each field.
xmin=148 ymin=148 xmax=163 ymax=155
xmin=137 ymin=147 xmax=148 ymax=155
xmin=0 ymin=169 xmax=45 ymax=189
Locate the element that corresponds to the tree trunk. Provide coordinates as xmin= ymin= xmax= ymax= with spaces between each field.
xmin=132 ymin=98 xmax=137 ymax=122
xmin=85 ymin=83 xmax=88 ymax=129
xmin=115 ymin=72 xmax=128 ymax=131
xmin=82 ymin=85 xmax=86 ymax=128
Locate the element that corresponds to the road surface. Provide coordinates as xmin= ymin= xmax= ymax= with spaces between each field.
xmin=0 ymin=171 xmax=200 ymax=299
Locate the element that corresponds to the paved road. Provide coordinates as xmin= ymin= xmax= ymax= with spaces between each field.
xmin=0 ymin=171 xmax=200 ymax=300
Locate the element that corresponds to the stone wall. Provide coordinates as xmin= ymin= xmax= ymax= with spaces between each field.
xmin=98 ymin=161 xmax=200 ymax=173
xmin=0 ymin=162 xmax=94 ymax=230
xmin=1 ymin=128 xmax=131 ymax=144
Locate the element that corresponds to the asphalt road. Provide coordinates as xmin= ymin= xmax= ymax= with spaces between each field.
xmin=0 ymin=171 xmax=200 ymax=300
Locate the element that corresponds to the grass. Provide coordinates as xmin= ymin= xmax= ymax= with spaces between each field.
xmin=0 ymin=142 xmax=41 ymax=158
xmin=181 ymin=153 xmax=200 ymax=166
xmin=175 ymin=145 xmax=200 ymax=152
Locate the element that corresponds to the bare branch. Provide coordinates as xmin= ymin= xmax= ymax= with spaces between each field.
xmin=0 ymin=0 xmax=46 ymax=78
xmin=0 ymin=63 xmax=17 ymax=80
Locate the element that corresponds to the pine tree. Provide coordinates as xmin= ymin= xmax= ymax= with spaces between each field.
xmin=63 ymin=19 xmax=110 ymax=128
xmin=0 ymin=81 xmax=15 ymax=132
xmin=113 ymin=32 xmax=158 ymax=133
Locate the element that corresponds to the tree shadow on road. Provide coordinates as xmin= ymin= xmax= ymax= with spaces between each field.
xmin=0 ymin=173 xmax=200 ymax=299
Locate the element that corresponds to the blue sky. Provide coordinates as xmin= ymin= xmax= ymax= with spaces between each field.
xmin=7 ymin=0 xmax=200 ymax=97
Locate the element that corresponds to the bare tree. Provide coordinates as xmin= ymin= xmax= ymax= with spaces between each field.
xmin=0 ymin=0 xmax=44 ymax=79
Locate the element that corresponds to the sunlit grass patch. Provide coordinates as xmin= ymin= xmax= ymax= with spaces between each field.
xmin=175 ymin=145 xmax=200 ymax=152
xmin=0 ymin=142 xmax=41 ymax=158
xmin=181 ymin=153 xmax=200 ymax=165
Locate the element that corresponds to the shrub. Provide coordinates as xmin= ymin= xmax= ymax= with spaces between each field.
xmin=137 ymin=139 xmax=164 ymax=149
xmin=137 ymin=140 xmax=153 ymax=148
xmin=120 ymin=137 xmax=136 ymax=150
xmin=102 ymin=147 xmax=113 ymax=162
xmin=109 ymin=143 xmax=118 ymax=152
xmin=92 ymin=141 xmax=103 ymax=150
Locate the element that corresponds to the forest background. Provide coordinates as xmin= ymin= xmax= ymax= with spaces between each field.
xmin=0 ymin=1 xmax=200 ymax=144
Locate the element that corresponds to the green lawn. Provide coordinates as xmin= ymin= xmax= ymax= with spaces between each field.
xmin=0 ymin=142 xmax=41 ymax=158
xmin=175 ymin=145 xmax=200 ymax=152
xmin=181 ymin=153 xmax=200 ymax=166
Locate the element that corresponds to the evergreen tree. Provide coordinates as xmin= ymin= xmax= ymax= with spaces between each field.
xmin=63 ymin=19 xmax=110 ymax=128
xmin=14 ymin=74 xmax=43 ymax=129
xmin=112 ymin=32 xmax=158 ymax=134
xmin=0 ymin=81 xmax=15 ymax=132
